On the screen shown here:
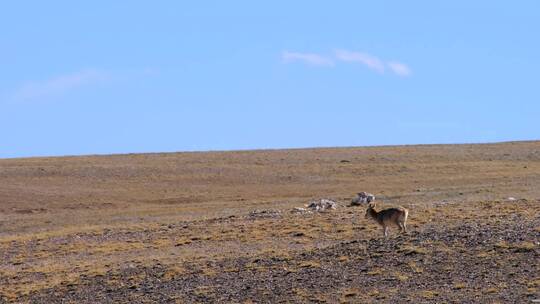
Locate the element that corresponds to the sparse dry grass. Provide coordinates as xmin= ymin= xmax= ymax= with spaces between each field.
xmin=367 ymin=268 xmax=383 ymax=276
xmin=407 ymin=261 xmax=424 ymax=273
xmin=398 ymin=245 xmax=428 ymax=255
xmin=453 ymin=282 xmax=467 ymax=290
xmin=420 ymin=290 xmax=439 ymax=299
xmin=393 ymin=271 xmax=409 ymax=281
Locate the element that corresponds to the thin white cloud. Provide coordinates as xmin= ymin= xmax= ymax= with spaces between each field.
xmin=334 ymin=49 xmax=386 ymax=73
xmin=282 ymin=49 xmax=413 ymax=77
xmin=387 ymin=61 xmax=411 ymax=77
xmin=282 ymin=51 xmax=334 ymax=67
xmin=10 ymin=69 xmax=110 ymax=102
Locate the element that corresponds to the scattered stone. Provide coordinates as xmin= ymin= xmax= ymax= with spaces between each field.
xmin=434 ymin=201 xmax=454 ymax=207
xmin=291 ymin=207 xmax=310 ymax=213
xmin=247 ymin=209 xmax=282 ymax=219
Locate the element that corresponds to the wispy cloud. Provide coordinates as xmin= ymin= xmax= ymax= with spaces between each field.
xmin=334 ymin=49 xmax=386 ymax=73
xmin=9 ymin=69 xmax=110 ymax=102
xmin=387 ymin=61 xmax=411 ymax=77
xmin=282 ymin=49 xmax=412 ymax=77
xmin=281 ymin=51 xmax=334 ymax=67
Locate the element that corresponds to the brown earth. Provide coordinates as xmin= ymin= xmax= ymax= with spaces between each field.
xmin=0 ymin=141 xmax=539 ymax=303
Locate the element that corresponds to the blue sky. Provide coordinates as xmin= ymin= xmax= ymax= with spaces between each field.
xmin=1 ymin=1 xmax=539 ymax=158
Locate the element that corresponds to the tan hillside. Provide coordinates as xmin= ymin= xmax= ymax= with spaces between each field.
xmin=1 ymin=141 xmax=539 ymax=302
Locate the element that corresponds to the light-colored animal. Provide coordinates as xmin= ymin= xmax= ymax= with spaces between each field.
xmin=351 ymin=192 xmax=375 ymax=206
xmin=306 ymin=199 xmax=337 ymax=212
xmin=364 ymin=202 xmax=408 ymax=237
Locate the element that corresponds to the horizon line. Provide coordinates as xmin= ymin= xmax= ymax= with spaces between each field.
xmin=1 ymin=139 xmax=538 ymax=161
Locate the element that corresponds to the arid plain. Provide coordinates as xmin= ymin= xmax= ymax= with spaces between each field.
xmin=1 ymin=141 xmax=539 ymax=303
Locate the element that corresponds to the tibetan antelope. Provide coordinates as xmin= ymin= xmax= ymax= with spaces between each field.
xmin=365 ymin=202 xmax=408 ymax=237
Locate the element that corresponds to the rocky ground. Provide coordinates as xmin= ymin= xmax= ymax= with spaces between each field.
xmin=2 ymin=199 xmax=538 ymax=303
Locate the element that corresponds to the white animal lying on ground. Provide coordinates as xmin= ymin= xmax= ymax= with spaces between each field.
xmin=351 ymin=192 xmax=375 ymax=205
xmin=306 ymin=199 xmax=337 ymax=211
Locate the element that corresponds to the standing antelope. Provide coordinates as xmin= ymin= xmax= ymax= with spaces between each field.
xmin=365 ymin=202 xmax=408 ymax=238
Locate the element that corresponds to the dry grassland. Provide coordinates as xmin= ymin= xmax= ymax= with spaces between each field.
xmin=0 ymin=141 xmax=539 ymax=302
